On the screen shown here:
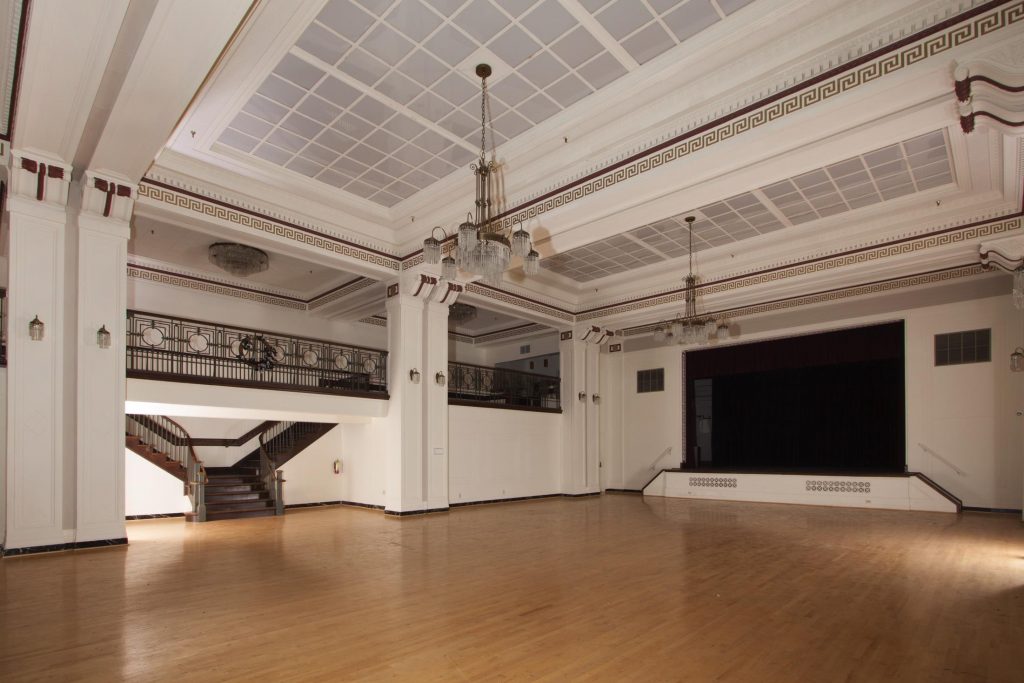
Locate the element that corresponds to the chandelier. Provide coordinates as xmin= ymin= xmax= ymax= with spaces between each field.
xmin=448 ymin=303 xmax=477 ymax=324
xmin=423 ymin=64 xmax=539 ymax=285
xmin=208 ymin=243 xmax=269 ymax=277
xmin=651 ymin=216 xmax=731 ymax=346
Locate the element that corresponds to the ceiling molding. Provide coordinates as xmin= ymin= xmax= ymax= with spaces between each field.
xmin=128 ymin=262 xmax=307 ymax=311
xmin=0 ymin=0 xmax=28 ymax=141
xmin=577 ymin=210 xmax=1023 ymax=321
xmin=619 ymin=262 xmax=989 ymax=336
xmin=138 ymin=176 xmax=401 ymax=272
xmin=488 ymin=0 xmax=1023 ymax=232
xmin=128 ymin=259 xmax=378 ymax=313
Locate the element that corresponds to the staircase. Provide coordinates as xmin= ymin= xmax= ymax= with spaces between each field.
xmin=125 ymin=414 xmax=207 ymax=522
xmin=202 ymin=464 xmax=277 ymax=521
xmin=203 ymin=422 xmax=335 ymax=521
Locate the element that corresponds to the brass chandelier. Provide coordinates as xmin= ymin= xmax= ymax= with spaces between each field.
xmin=652 ymin=216 xmax=731 ymax=346
xmin=423 ymin=64 xmax=539 ymax=285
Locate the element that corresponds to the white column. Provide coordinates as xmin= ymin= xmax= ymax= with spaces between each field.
xmin=74 ymin=173 xmax=133 ymax=543
xmin=5 ymin=152 xmax=72 ymax=551
xmin=559 ymin=331 xmax=589 ymax=495
xmin=423 ymin=297 xmax=450 ymax=511
xmin=384 ymin=286 xmax=426 ymax=514
xmin=584 ymin=340 xmax=601 ymax=491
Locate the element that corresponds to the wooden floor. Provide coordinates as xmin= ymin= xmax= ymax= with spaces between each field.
xmin=1 ymin=496 xmax=1021 ymax=682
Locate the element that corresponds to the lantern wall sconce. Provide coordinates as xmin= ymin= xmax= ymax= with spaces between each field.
xmin=409 ymin=368 xmax=421 ymax=384
xmin=29 ymin=315 xmax=44 ymax=341
xmin=1011 ymin=347 xmax=1024 ymax=372
xmin=578 ymin=391 xmax=586 ymax=402
xmin=435 ymin=371 xmax=446 ymax=386
xmin=96 ymin=325 xmax=112 ymax=349
xmin=592 ymin=394 xmax=601 ymax=404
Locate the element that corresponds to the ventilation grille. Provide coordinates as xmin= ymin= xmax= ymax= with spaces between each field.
xmin=689 ymin=476 xmax=737 ymax=488
xmin=806 ymin=480 xmax=871 ymax=493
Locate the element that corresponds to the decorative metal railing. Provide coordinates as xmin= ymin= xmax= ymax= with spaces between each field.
xmin=126 ymin=414 xmax=206 ymax=521
xmin=447 ymin=361 xmax=561 ymax=411
xmin=126 ymin=310 xmax=388 ymax=397
xmin=1 ymin=288 xmax=7 ymax=367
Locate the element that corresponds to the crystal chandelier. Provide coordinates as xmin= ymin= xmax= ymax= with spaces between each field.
xmin=423 ymin=64 xmax=539 ymax=285
xmin=651 ymin=216 xmax=731 ymax=346
xmin=208 ymin=243 xmax=269 ymax=277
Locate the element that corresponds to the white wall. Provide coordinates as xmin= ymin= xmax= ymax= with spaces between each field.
xmin=480 ymin=332 xmax=559 ymax=366
xmin=279 ymin=425 xmax=348 ymax=505
xmin=124 ymin=450 xmax=191 ymax=516
xmin=336 ymin=420 xmax=389 ymax=507
xmin=448 ymin=405 xmax=561 ymax=503
xmin=603 ymin=287 xmax=1024 ymax=510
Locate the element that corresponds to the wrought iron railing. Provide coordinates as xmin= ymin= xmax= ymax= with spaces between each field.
xmin=126 ymin=310 xmax=388 ymax=397
xmin=1 ymin=288 xmax=6 ymax=367
xmin=126 ymin=414 xmax=207 ymax=521
xmin=447 ymin=361 xmax=561 ymax=411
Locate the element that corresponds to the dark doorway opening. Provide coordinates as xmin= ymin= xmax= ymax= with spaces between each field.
xmin=685 ymin=322 xmax=905 ymax=473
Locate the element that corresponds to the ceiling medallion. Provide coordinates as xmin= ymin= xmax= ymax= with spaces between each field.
xmin=652 ymin=216 xmax=732 ymax=346
xmin=423 ymin=64 xmax=539 ymax=285
xmin=208 ymin=242 xmax=269 ymax=277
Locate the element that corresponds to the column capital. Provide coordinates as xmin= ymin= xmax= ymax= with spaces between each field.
xmin=82 ymin=170 xmax=136 ymax=223
xmin=10 ymin=150 xmax=72 ymax=207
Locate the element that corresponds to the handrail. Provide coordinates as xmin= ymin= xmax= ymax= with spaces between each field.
xmin=127 ymin=414 xmax=207 ymax=521
xmin=918 ymin=443 xmax=967 ymax=477
xmin=649 ymin=446 xmax=674 ymax=472
xmin=126 ymin=310 xmax=388 ymax=397
xmin=447 ymin=360 xmax=561 ymax=411
xmin=456 ymin=358 xmax=560 ymax=381
xmin=260 ymin=421 xmax=298 ymax=515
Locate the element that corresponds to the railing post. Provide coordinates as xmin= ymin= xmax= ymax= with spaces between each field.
xmin=274 ymin=471 xmax=284 ymax=515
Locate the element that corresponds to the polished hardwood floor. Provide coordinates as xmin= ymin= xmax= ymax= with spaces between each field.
xmin=1 ymin=495 xmax=1021 ymax=682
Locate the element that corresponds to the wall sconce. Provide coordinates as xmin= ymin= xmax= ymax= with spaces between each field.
xmin=592 ymin=394 xmax=601 ymax=404
xmin=96 ymin=325 xmax=112 ymax=349
xmin=1011 ymin=347 xmax=1024 ymax=372
xmin=29 ymin=315 xmax=44 ymax=341
xmin=409 ymin=368 xmax=421 ymax=384
xmin=435 ymin=371 xmax=446 ymax=386
xmin=578 ymin=391 xmax=586 ymax=402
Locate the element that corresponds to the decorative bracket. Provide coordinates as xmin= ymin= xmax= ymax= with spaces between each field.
xmin=84 ymin=171 xmax=136 ymax=221
xmin=11 ymin=151 xmax=71 ymax=205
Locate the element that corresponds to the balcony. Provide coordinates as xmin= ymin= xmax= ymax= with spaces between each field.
xmin=447 ymin=361 xmax=561 ymax=413
xmin=126 ymin=310 xmax=388 ymax=398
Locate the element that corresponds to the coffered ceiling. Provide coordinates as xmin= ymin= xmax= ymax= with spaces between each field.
xmin=542 ymin=129 xmax=954 ymax=281
xmin=212 ymin=0 xmax=755 ymax=208
xmin=14 ymin=0 xmax=1010 ymax=334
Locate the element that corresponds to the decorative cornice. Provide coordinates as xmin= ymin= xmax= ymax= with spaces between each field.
xmin=1 ymin=0 xmax=28 ymax=142
xmin=471 ymin=323 xmax=549 ymax=345
xmin=128 ymin=263 xmax=306 ymax=310
xmin=491 ymin=0 xmax=1023 ymax=231
xmin=307 ymin=277 xmax=375 ymax=310
xmin=137 ymin=178 xmax=401 ymax=272
xmin=621 ymin=263 xmax=987 ymax=337
xmin=128 ymin=260 xmax=377 ymax=313
xmin=577 ymin=213 xmax=1023 ymax=321
xmin=465 ymin=282 xmax=574 ymax=322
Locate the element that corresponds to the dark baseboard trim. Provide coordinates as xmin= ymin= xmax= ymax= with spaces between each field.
xmin=962 ymin=506 xmax=1023 ymax=514
xmin=604 ymin=488 xmax=642 ymax=494
xmin=3 ymin=537 xmax=128 ymax=557
xmin=384 ymin=507 xmax=450 ymax=517
xmin=451 ymin=493 xmax=561 ymax=508
xmin=562 ymin=491 xmax=601 ymax=498
xmin=126 ymin=512 xmax=185 ymax=520
xmin=340 ymin=500 xmax=385 ymax=510
xmin=285 ymin=500 xmax=342 ymax=510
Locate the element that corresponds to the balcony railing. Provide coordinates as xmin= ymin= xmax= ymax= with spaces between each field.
xmin=126 ymin=310 xmax=388 ymax=398
xmin=448 ymin=361 xmax=561 ymax=412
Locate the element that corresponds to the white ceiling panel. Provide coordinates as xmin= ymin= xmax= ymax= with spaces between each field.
xmin=543 ymin=130 xmax=955 ymax=282
xmin=215 ymin=0 xmax=753 ymax=207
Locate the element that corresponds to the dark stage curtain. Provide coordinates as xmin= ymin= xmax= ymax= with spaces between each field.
xmin=686 ymin=322 xmax=905 ymax=473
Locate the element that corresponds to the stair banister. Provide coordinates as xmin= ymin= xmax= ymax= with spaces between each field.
xmin=126 ymin=414 xmax=207 ymax=521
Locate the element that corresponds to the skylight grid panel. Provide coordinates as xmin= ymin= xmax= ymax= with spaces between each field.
xmin=875 ymin=173 xmax=912 ymax=191
xmin=903 ymin=130 xmax=946 ymax=155
xmin=915 ymin=172 xmax=952 ymax=190
xmin=219 ymin=129 xmax=260 ymax=153
xmin=911 ymin=158 xmax=951 ymax=180
xmin=869 ymin=159 xmax=908 ymax=179
xmin=762 ymin=180 xmax=797 ymax=199
xmin=881 ymin=184 xmax=915 ymax=201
